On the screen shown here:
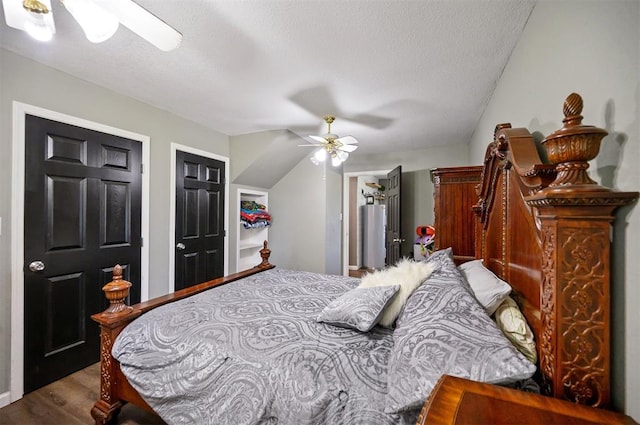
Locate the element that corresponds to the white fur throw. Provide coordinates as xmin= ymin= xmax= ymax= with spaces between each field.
xmin=358 ymin=258 xmax=435 ymax=328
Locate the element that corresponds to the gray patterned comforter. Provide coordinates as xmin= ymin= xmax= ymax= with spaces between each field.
xmin=112 ymin=268 xmax=419 ymax=425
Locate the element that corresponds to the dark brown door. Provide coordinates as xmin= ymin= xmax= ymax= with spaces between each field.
xmin=385 ymin=165 xmax=402 ymax=266
xmin=24 ymin=115 xmax=142 ymax=393
xmin=175 ymin=151 xmax=225 ymax=290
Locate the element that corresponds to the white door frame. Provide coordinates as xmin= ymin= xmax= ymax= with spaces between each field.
xmin=341 ymin=169 xmax=391 ymax=276
xmin=10 ymin=102 xmax=151 ymax=403
xmin=168 ymin=143 xmax=229 ymax=293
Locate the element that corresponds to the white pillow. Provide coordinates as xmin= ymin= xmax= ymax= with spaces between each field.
xmin=458 ymin=259 xmax=511 ymax=316
xmin=358 ymin=258 xmax=435 ymax=327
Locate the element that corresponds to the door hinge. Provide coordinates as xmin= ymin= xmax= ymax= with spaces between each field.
xmin=141 ymin=163 xmax=144 ymax=174
xmin=224 ymin=229 xmax=227 ymax=237
xmin=140 ymin=237 xmax=144 ymax=247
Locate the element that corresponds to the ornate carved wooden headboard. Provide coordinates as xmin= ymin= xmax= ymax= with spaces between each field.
xmin=473 ymin=93 xmax=638 ymax=407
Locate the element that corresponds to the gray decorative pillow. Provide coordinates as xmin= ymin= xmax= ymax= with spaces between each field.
xmin=316 ymin=285 xmax=400 ymax=332
xmin=385 ymin=249 xmax=536 ymax=413
xmin=422 ymin=247 xmax=456 ymax=273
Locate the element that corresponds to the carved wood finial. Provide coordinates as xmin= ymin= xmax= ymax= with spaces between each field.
xmin=258 ymin=240 xmax=272 ymax=269
xmin=101 ymin=265 xmax=133 ymax=315
xmin=112 ymin=264 xmax=123 ymax=280
xmin=562 ymin=92 xmax=584 ymax=125
xmin=542 ymin=93 xmax=608 ymax=189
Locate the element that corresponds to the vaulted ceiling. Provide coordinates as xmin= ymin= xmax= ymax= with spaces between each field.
xmin=0 ymin=0 xmax=535 ymax=159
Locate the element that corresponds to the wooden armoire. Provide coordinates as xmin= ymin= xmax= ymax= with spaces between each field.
xmin=430 ymin=166 xmax=482 ymax=264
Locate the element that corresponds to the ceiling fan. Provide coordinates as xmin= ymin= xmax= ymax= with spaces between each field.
xmin=300 ymin=115 xmax=359 ymax=167
xmin=2 ymin=0 xmax=182 ymax=51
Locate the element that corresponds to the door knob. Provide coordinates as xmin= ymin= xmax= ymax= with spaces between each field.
xmin=392 ymin=238 xmax=405 ymax=243
xmin=176 ymin=243 xmax=185 ymax=250
xmin=29 ymin=261 xmax=45 ymax=272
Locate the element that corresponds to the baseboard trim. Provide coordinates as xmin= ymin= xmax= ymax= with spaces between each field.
xmin=0 ymin=391 xmax=11 ymax=408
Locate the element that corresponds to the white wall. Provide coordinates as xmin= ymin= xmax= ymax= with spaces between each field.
xmin=469 ymin=1 xmax=639 ymax=418
xmin=268 ymin=158 xmax=328 ymax=272
xmin=324 ymin=165 xmax=343 ymax=275
xmin=0 ymin=49 xmax=230 ymax=398
xmin=401 ymin=169 xmax=433 ymax=257
xmin=229 ymin=129 xmax=309 ymax=188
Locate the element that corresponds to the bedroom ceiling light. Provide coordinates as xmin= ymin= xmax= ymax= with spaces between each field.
xmin=2 ymin=0 xmax=182 ymax=51
xmin=10 ymin=0 xmax=56 ymax=42
xmin=300 ymin=116 xmax=359 ymax=167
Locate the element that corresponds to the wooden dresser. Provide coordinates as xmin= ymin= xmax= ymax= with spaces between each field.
xmin=430 ymin=166 xmax=482 ymax=264
xmin=417 ymin=375 xmax=637 ymax=425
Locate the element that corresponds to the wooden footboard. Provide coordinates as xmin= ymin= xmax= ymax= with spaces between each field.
xmin=90 ymin=241 xmax=274 ymax=424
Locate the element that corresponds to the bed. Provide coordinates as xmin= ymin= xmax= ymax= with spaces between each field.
xmin=90 ymin=93 xmax=638 ymax=424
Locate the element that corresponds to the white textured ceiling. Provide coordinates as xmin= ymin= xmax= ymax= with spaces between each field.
xmin=0 ymin=0 xmax=535 ymax=156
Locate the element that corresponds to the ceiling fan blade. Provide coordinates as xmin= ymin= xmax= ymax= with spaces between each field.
xmin=336 ymin=135 xmax=358 ymax=145
xmin=96 ymin=0 xmax=182 ymax=51
xmin=297 ymin=144 xmax=321 ymax=147
xmin=289 ymin=86 xmax=395 ymax=131
xmin=348 ymin=113 xmax=394 ymax=130
xmin=308 ymin=135 xmax=328 ymax=144
xmin=289 ymin=86 xmax=341 ymax=119
xmin=339 ymin=144 xmax=358 ymax=153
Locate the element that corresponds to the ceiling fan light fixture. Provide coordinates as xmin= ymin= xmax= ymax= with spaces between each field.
xmin=3 ymin=0 xmax=55 ymax=41
xmin=62 ymin=0 xmax=119 ymax=43
xmin=313 ymin=148 xmax=327 ymax=162
xmin=303 ymin=115 xmax=358 ymax=167
xmin=336 ymin=150 xmax=349 ymax=162
xmin=4 ymin=0 xmax=180 ymax=50
xmin=24 ymin=11 xmax=53 ymax=41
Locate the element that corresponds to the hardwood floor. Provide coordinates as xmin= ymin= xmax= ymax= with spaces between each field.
xmin=0 ymin=363 xmax=165 ymax=425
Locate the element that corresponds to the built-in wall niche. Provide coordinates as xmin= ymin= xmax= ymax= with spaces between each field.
xmin=237 ymin=189 xmax=269 ymax=272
